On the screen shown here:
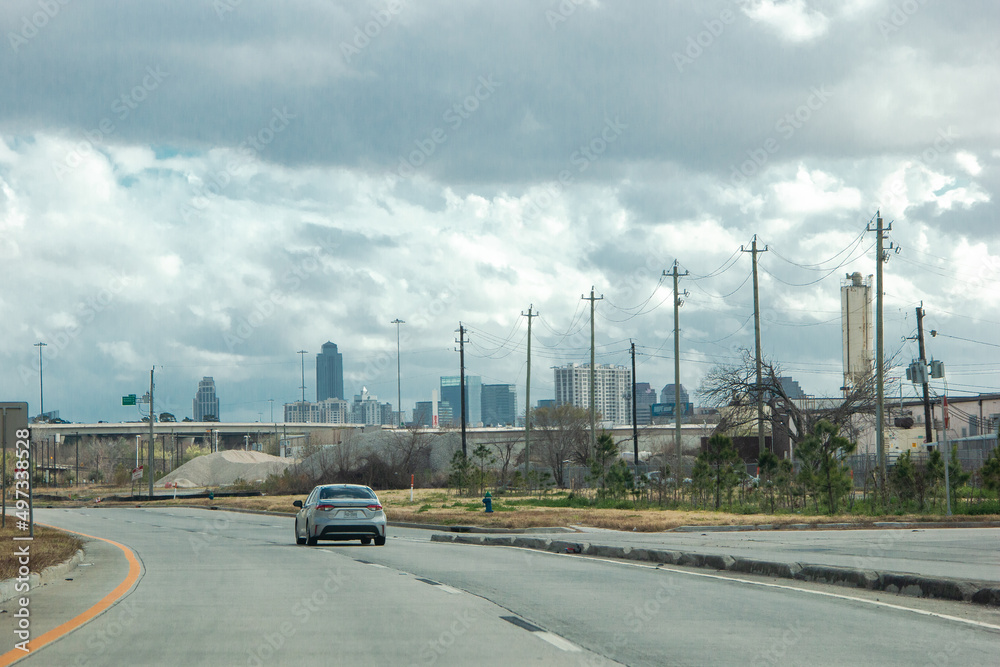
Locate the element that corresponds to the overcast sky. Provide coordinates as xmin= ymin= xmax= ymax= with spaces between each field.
xmin=1 ymin=0 xmax=998 ymax=424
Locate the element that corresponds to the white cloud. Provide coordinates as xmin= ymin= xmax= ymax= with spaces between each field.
xmin=771 ymin=166 xmax=863 ymax=216
xmin=741 ymin=0 xmax=830 ymax=43
xmin=954 ymin=151 xmax=982 ymax=176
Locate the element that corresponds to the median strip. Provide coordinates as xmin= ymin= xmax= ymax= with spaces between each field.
xmin=431 ymin=533 xmax=1000 ymax=607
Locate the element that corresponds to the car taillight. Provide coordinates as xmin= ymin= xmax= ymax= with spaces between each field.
xmin=316 ymin=504 xmax=336 ymax=511
xmin=367 ymin=504 xmax=382 ymax=511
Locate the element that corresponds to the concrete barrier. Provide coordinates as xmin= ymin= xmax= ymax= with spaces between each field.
xmin=796 ymin=565 xmax=879 ymax=589
xmin=428 ymin=533 xmax=999 ymax=607
xmin=730 ymin=557 xmax=802 ymax=579
xmin=879 ymin=573 xmax=979 ymax=602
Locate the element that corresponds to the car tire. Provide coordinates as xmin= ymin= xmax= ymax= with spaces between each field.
xmin=306 ymin=522 xmax=317 ymax=546
xmin=361 ymin=537 xmax=372 ymax=545
xmin=374 ymin=535 xmax=386 ymax=546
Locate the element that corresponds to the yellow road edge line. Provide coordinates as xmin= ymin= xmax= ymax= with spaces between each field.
xmin=0 ymin=523 xmax=143 ymax=666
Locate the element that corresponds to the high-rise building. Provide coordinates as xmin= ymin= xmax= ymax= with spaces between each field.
xmin=316 ymin=342 xmax=344 ymax=401
xmin=413 ymin=400 xmax=452 ymax=428
xmin=481 ymin=384 xmax=517 ymax=426
xmin=657 ymin=383 xmax=693 ymax=418
xmin=553 ymin=363 xmax=632 ymax=425
xmin=841 ymin=272 xmax=873 ymax=392
xmin=777 ymin=376 xmax=807 ymax=400
xmin=440 ymin=376 xmax=482 ymax=426
xmin=350 ymin=387 xmax=392 ymax=426
xmin=633 ymin=382 xmax=658 ymax=425
xmin=193 ymin=377 xmax=220 ymax=421
xmin=283 ymin=398 xmax=350 ymax=424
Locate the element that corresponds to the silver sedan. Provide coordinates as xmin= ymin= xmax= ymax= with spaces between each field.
xmin=294 ymin=484 xmax=387 ymax=546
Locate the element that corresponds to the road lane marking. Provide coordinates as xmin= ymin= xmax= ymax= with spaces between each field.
xmin=516 ymin=547 xmax=1000 ymax=633
xmin=0 ymin=524 xmax=143 ymax=667
xmin=500 ymin=616 xmax=581 ymax=652
xmin=536 ymin=632 xmax=582 ymax=652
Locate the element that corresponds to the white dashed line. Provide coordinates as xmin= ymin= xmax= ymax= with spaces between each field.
xmin=535 ymin=632 xmax=581 ymax=652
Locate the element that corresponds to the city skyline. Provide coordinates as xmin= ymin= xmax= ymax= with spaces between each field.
xmin=2 ymin=2 xmax=997 ymax=424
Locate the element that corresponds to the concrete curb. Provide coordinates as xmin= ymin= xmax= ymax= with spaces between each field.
xmin=429 ymin=534 xmax=1000 ymax=607
xmin=673 ymin=520 xmax=1000 ymax=533
xmin=1 ymin=548 xmax=85 ymax=603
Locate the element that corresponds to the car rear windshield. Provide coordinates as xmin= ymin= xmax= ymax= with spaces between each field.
xmin=319 ymin=487 xmax=376 ymax=500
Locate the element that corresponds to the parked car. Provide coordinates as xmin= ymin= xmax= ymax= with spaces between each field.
xmin=293 ymin=484 xmax=387 ymax=546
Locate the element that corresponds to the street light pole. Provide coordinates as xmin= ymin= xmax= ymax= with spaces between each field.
xmin=297 ymin=350 xmax=308 ymax=405
xmin=392 ymin=319 xmax=405 ymax=427
xmin=34 ymin=342 xmax=47 ymax=418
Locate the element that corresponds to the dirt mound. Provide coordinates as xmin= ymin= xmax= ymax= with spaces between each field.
xmin=157 ymin=450 xmax=295 ymax=488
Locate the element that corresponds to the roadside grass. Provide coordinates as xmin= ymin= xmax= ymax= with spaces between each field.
xmin=0 ymin=522 xmax=85 ymax=580
xmin=25 ymin=485 xmax=1000 ymax=532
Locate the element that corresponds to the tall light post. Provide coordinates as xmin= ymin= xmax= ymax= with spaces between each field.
xmin=34 ymin=342 xmax=47 ymax=418
xmin=391 ymin=319 xmax=405 ymax=427
xmin=297 ymin=350 xmax=308 ymax=404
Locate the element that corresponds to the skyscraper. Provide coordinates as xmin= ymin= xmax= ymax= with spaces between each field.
xmin=193 ymin=377 xmax=220 ymax=421
xmin=316 ymin=342 xmax=344 ymax=401
xmin=481 ymin=384 xmax=517 ymax=426
xmin=658 ymin=383 xmax=693 ymax=417
xmin=553 ymin=363 xmax=632 ymax=425
xmin=440 ymin=376 xmax=482 ymax=426
xmin=633 ymin=382 xmax=658 ymax=425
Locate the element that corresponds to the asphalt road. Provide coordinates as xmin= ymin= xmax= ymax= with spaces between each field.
xmin=3 ymin=508 xmax=999 ymax=666
xmin=552 ymin=525 xmax=1000 ymax=582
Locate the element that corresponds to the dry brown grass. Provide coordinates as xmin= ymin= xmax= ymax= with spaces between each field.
xmin=0 ymin=522 xmax=85 ymax=580
xmin=29 ymin=486 xmax=1000 ymax=533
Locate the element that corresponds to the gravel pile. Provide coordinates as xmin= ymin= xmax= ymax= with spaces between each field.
xmin=156 ymin=450 xmax=295 ymax=488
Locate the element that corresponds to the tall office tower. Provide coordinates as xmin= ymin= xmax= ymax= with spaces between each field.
xmin=659 ymin=383 xmax=693 ymax=417
xmin=553 ymin=363 xmax=632 ymax=425
xmin=316 ymin=342 xmax=344 ymax=401
xmin=481 ymin=384 xmax=517 ymax=426
xmin=440 ymin=376 xmax=482 ymax=426
xmin=193 ymin=377 xmax=220 ymax=421
xmin=633 ymin=382 xmax=658 ymax=425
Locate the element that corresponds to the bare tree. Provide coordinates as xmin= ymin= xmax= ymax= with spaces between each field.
xmin=488 ymin=432 xmax=523 ymax=489
xmin=531 ymin=404 xmax=590 ymax=487
xmin=385 ymin=423 xmax=433 ymax=486
xmin=699 ymin=347 xmax=890 ymax=449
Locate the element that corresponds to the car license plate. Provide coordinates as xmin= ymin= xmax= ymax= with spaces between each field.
xmin=342 ymin=510 xmax=358 ymax=518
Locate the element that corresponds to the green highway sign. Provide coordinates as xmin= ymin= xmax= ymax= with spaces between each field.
xmin=122 ymin=394 xmax=137 ymax=406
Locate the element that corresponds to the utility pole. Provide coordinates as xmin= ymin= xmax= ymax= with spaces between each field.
xmin=297 ymin=350 xmax=308 ymax=404
xmin=630 ymin=340 xmax=639 ymax=474
xmin=582 ymin=288 xmax=603 ymax=453
xmin=867 ymin=211 xmax=893 ymax=485
xmin=915 ymin=305 xmax=934 ymax=443
xmin=148 ymin=366 xmax=155 ymax=499
xmin=740 ymin=238 xmax=768 ymax=455
xmin=668 ymin=262 xmax=689 ymax=486
xmin=456 ymin=323 xmax=468 ymax=457
xmin=392 ymin=319 xmax=405 ymax=427
xmin=34 ymin=342 xmax=47 ymax=418
xmin=521 ymin=305 xmax=538 ymax=481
